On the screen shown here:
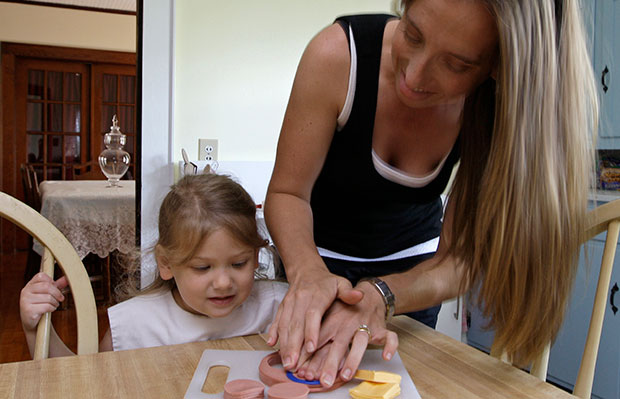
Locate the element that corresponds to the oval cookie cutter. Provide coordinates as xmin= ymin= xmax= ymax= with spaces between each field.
xmin=258 ymin=352 xmax=345 ymax=393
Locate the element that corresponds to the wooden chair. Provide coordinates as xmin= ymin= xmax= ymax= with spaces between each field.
xmin=71 ymin=161 xmax=106 ymax=180
xmin=19 ymin=164 xmax=42 ymax=282
xmin=490 ymin=198 xmax=620 ymax=398
xmin=0 ymin=191 xmax=98 ymax=359
xmin=19 ymin=164 xmax=41 ymax=212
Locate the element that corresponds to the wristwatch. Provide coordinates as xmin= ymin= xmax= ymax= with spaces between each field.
xmin=360 ymin=277 xmax=395 ymax=323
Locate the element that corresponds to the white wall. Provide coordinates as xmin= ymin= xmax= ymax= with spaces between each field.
xmin=142 ymin=0 xmax=395 ymax=282
xmin=174 ymin=0 xmax=394 ymax=163
xmin=0 ymin=3 xmax=135 ymax=52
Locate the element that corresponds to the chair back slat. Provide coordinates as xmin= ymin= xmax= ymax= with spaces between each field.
xmin=489 ymin=199 xmax=620 ymax=399
xmin=573 ymin=219 xmax=620 ymax=398
xmin=19 ymin=164 xmax=41 ymax=211
xmin=33 ymin=247 xmax=55 ymax=360
xmin=0 ymin=191 xmax=98 ymax=357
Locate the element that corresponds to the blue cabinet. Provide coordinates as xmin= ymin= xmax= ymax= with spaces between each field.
xmin=594 ymin=0 xmax=620 ymax=149
xmin=550 ymin=2 xmax=620 ymax=396
xmin=467 ymin=217 xmax=620 ymax=398
xmin=546 ymin=227 xmax=620 ymax=399
xmin=466 ymin=198 xmax=620 ymax=399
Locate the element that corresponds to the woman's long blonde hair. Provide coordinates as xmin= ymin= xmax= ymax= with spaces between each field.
xmin=402 ymin=0 xmax=598 ymax=365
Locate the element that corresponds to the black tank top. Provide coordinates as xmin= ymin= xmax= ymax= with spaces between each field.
xmin=310 ymin=14 xmax=461 ymax=259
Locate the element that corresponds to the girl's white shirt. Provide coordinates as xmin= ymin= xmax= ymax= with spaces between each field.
xmin=108 ymin=280 xmax=288 ymax=351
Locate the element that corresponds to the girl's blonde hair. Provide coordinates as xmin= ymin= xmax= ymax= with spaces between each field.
xmin=402 ymin=0 xmax=598 ymax=365
xmin=117 ymin=173 xmax=273 ymax=300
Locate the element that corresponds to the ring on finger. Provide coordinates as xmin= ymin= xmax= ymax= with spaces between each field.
xmin=357 ymin=324 xmax=372 ymax=340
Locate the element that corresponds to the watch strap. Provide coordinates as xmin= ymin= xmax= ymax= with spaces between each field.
xmin=360 ymin=277 xmax=395 ymax=323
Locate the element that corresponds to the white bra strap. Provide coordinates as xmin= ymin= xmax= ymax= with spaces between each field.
xmin=372 ymin=149 xmax=450 ymax=188
xmin=336 ymin=24 xmax=357 ymax=131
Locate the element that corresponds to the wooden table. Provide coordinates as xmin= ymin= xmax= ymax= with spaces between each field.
xmin=34 ymin=180 xmax=136 ymax=259
xmin=0 ymin=317 xmax=575 ymax=398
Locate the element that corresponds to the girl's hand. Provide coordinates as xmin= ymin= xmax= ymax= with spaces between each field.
xmin=310 ymin=282 xmax=399 ymax=388
xmin=294 ymin=341 xmax=338 ymax=382
xmin=267 ymin=268 xmax=363 ymax=370
xmin=20 ymin=273 xmax=68 ymax=332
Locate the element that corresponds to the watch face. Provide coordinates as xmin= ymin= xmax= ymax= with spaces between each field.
xmin=360 ymin=277 xmax=394 ymax=321
xmin=376 ymin=280 xmax=395 ymax=303
xmin=370 ymin=279 xmax=394 ymax=322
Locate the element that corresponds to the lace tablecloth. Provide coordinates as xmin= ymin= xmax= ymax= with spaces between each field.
xmin=34 ymin=180 xmax=136 ymax=259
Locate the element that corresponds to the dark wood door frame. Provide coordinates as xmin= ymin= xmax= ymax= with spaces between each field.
xmin=1 ymin=42 xmax=136 ymax=252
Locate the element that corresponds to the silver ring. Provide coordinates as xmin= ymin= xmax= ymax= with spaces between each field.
xmin=357 ymin=324 xmax=372 ymax=340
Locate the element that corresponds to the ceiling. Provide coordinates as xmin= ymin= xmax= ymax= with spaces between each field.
xmin=26 ymin=0 xmax=136 ymax=12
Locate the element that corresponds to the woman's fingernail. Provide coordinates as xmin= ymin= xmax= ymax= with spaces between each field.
xmin=385 ymin=352 xmax=392 ymax=360
xmin=322 ymin=373 xmax=334 ymax=387
xmin=283 ymin=356 xmax=292 ymax=368
xmin=341 ymin=368 xmax=352 ymax=380
xmin=306 ymin=341 xmax=315 ymax=353
xmin=297 ymin=369 xmax=305 ymax=378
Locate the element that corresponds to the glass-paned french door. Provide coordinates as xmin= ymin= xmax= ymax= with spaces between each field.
xmin=17 ymin=59 xmax=90 ymax=182
xmin=94 ymin=64 xmax=137 ymax=178
xmin=16 ymin=61 xmax=137 ymax=183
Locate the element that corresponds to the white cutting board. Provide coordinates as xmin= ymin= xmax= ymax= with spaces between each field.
xmin=185 ymin=349 xmax=420 ymax=399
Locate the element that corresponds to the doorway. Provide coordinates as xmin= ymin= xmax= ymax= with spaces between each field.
xmin=1 ymin=42 xmax=136 ymax=252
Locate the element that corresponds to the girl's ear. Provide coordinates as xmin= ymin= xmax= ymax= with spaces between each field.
xmin=157 ymin=255 xmax=175 ymax=280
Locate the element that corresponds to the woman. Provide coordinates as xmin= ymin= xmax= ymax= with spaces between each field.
xmin=265 ymin=0 xmax=598 ymax=388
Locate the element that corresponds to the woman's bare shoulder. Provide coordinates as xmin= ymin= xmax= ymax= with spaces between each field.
xmin=290 ymin=23 xmax=351 ymax=118
xmin=300 ymin=23 xmax=351 ymax=81
xmin=308 ymin=23 xmax=349 ymax=55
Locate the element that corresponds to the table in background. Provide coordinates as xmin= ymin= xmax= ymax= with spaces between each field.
xmin=0 ymin=317 xmax=576 ymax=398
xmin=34 ymin=180 xmax=136 ymax=259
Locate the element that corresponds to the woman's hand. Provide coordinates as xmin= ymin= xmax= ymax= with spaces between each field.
xmin=20 ymin=273 xmax=67 ymax=332
xmin=294 ymin=341 xmax=335 ymax=382
xmin=267 ymin=268 xmax=363 ymax=370
xmin=304 ymin=281 xmax=399 ymax=388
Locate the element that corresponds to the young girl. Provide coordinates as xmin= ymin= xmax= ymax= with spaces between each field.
xmin=20 ymin=173 xmax=288 ymax=356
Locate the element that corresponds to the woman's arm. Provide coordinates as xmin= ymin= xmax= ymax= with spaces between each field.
xmin=308 ymin=198 xmax=466 ymax=387
xmin=264 ymin=23 xmax=363 ymax=369
xmin=383 ymin=201 xmax=464 ymax=314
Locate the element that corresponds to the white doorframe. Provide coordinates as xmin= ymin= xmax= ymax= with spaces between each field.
xmin=140 ymin=0 xmax=175 ymax=286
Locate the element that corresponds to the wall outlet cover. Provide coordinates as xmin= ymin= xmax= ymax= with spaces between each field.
xmin=198 ymin=139 xmax=218 ymax=161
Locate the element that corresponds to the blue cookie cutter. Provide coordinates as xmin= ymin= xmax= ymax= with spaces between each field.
xmin=286 ymin=371 xmax=322 ymax=386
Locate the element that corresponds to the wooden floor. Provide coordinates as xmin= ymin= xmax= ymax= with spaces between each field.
xmin=0 ymin=251 xmax=110 ymax=363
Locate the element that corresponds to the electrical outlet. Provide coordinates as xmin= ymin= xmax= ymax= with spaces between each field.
xmin=198 ymin=139 xmax=218 ymax=161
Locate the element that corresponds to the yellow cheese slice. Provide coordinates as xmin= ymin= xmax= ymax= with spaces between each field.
xmin=350 ymin=388 xmax=402 ymax=399
xmin=349 ymin=381 xmax=401 ymax=399
xmin=354 ymin=369 xmax=402 ymax=384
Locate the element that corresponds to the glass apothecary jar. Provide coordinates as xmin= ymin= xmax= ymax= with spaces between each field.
xmin=98 ymin=115 xmax=131 ymax=187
